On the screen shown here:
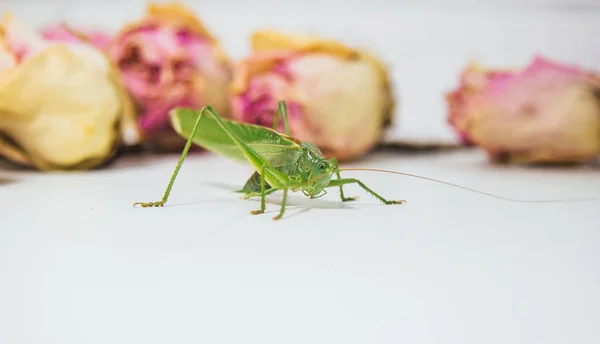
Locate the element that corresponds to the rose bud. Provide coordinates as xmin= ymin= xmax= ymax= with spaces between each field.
xmin=447 ymin=55 xmax=600 ymax=164
xmin=229 ymin=30 xmax=395 ymax=162
xmin=0 ymin=13 xmax=139 ymax=170
xmin=108 ymin=2 xmax=233 ymax=151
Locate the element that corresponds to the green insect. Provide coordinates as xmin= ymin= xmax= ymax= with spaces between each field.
xmin=133 ymin=101 xmax=595 ymax=219
xmin=133 ymin=101 xmax=405 ymax=220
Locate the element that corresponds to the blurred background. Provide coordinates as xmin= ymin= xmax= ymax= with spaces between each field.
xmin=3 ymin=0 xmax=599 ymax=146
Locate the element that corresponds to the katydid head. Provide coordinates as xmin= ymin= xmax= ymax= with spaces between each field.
xmin=302 ymin=157 xmax=339 ymax=198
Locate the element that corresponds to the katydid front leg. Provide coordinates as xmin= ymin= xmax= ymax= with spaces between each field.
xmin=335 ymin=171 xmax=358 ymax=202
xmin=326 ymin=178 xmax=406 ymax=205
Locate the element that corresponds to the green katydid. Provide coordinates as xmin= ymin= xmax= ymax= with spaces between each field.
xmin=133 ymin=101 xmax=596 ymax=220
xmin=133 ymin=101 xmax=404 ymax=220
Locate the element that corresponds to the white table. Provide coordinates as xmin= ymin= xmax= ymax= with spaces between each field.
xmin=1 ymin=149 xmax=599 ymax=344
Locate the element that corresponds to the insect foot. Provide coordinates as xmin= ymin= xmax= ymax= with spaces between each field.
xmin=133 ymin=201 xmax=166 ymax=208
xmin=385 ymin=200 xmax=406 ymax=205
xmin=250 ymin=210 xmax=265 ymax=215
xmin=342 ymin=196 xmax=359 ymax=202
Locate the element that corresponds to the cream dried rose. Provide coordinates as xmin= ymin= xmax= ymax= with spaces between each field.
xmin=0 ymin=13 xmax=138 ymax=170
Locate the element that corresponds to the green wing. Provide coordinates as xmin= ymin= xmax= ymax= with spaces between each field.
xmin=170 ymin=107 xmax=303 ymax=168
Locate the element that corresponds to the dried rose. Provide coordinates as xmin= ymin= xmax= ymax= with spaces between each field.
xmin=108 ymin=2 xmax=233 ymax=151
xmin=0 ymin=13 xmax=139 ymax=170
xmin=447 ymin=55 xmax=600 ymax=164
xmin=229 ymin=30 xmax=395 ymax=162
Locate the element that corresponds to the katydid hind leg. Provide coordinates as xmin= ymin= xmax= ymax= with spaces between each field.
xmin=134 ymin=104 xmax=289 ymax=212
xmin=133 ymin=106 xmax=207 ymax=208
xmin=270 ymin=101 xmax=291 ymax=136
xmin=278 ymin=101 xmax=291 ymax=136
xmin=335 ymin=171 xmax=358 ymax=202
xmin=327 ymin=178 xmax=406 ymax=205
xmin=203 ymin=106 xmax=289 ymax=187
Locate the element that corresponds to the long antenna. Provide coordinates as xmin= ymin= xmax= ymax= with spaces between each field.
xmin=339 ymin=167 xmax=597 ymax=203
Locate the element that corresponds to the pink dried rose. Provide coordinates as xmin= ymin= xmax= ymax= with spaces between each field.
xmin=108 ymin=2 xmax=233 ymax=151
xmin=0 ymin=13 xmax=139 ymax=170
xmin=229 ymin=30 xmax=395 ymax=162
xmin=446 ymin=56 xmax=600 ymax=164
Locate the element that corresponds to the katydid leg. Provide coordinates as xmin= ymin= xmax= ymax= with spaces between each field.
xmin=248 ymin=166 xmax=292 ymax=220
xmin=204 ymin=106 xmax=289 ymax=187
xmin=326 ymin=178 xmax=406 ymax=205
xmin=273 ymin=184 xmax=289 ymax=221
xmin=250 ymin=166 xmax=268 ymax=215
xmin=133 ymin=107 xmax=206 ymax=208
xmin=134 ymin=105 xmax=290 ymax=208
xmin=270 ymin=101 xmax=291 ymax=136
xmin=335 ymin=171 xmax=358 ymax=202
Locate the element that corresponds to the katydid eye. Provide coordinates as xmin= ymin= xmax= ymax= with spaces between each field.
xmin=319 ymin=163 xmax=325 ymax=171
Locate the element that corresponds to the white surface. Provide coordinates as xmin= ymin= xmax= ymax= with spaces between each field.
xmin=2 ymin=1 xmax=600 ymax=145
xmin=1 ymin=149 xmax=599 ymax=344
